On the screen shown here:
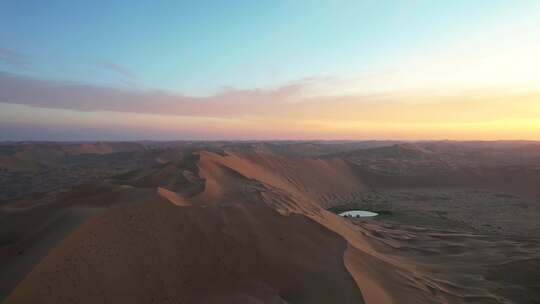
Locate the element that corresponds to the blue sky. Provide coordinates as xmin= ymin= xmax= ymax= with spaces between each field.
xmin=1 ymin=0 xmax=535 ymax=94
xmin=1 ymin=1 xmax=540 ymax=140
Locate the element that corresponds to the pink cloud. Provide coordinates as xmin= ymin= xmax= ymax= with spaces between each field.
xmin=0 ymin=71 xmax=306 ymax=118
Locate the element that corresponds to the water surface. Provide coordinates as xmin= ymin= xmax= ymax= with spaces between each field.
xmin=339 ymin=210 xmax=378 ymax=217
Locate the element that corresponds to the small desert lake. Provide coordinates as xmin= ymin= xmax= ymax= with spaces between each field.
xmin=338 ymin=210 xmax=378 ymax=217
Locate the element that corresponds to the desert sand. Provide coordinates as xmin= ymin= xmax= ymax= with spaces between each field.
xmin=1 ymin=141 xmax=540 ymax=303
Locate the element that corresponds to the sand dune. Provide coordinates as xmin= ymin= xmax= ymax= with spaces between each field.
xmin=2 ymin=142 xmax=540 ymax=303
xmin=3 ymin=151 xmax=365 ymax=303
xmin=0 ymin=142 xmax=147 ymax=172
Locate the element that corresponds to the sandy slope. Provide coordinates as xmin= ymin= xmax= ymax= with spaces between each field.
xmin=3 ymin=150 xmax=366 ymax=303
xmin=2 ymin=148 xmax=540 ymax=303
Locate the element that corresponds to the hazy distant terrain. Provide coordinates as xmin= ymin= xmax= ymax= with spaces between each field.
xmin=1 ymin=141 xmax=540 ymax=303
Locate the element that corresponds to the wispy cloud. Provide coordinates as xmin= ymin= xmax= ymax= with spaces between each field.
xmin=0 ymin=48 xmax=31 ymax=70
xmin=0 ymin=71 xmax=539 ymax=127
xmin=0 ymin=71 xmax=305 ymax=118
xmin=96 ymin=60 xmax=137 ymax=79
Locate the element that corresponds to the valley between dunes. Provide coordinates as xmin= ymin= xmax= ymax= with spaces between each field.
xmin=1 ymin=142 xmax=540 ymax=303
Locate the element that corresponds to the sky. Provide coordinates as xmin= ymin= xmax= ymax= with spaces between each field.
xmin=1 ymin=0 xmax=540 ymax=141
